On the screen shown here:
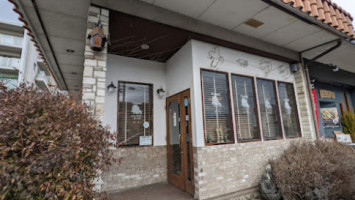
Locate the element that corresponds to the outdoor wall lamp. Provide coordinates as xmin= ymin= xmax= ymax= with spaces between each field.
xmin=88 ymin=23 xmax=107 ymax=52
xmin=332 ymin=65 xmax=339 ymax=72
xmin=290 ymin=63 xmax=299 ymax=73
xmin=107 ymin=81 xmax=117 ymax=93
xmin=157 ymin=88 xmax=165 ymax=98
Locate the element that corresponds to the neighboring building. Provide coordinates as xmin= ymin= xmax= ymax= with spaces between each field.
xmin=8 ymin=0 xmax=355 ymax=199
xmin=0 ymin=19 xmax=55 ymax=89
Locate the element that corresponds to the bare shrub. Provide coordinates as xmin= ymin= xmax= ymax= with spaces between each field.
xmin=271 ymin=140 xmax=355 ymax=200
xmin=0 ymin=84 xmax=115 ymax=199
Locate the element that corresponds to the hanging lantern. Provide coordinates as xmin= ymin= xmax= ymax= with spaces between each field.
xmin=87 ymin=24 xmax=107 ymax=52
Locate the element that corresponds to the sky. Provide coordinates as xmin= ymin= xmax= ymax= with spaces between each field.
xmin=332 ymin=0 xmax=355 ymax=18
xmin=0 ymin=0 xmax=20 ymax=23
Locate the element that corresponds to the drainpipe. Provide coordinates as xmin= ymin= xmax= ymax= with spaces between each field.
xmin=299 ymin=40 xmax=343 ymax=140
xmin=18 ymin=30 xmax=29 ymax=85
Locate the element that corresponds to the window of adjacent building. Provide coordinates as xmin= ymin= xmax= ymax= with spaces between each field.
xmin=201 ymin=70 xmax=234 ymax=144
xmin=278 ymin=82 xmax=301 ymax=138
xmin=257 ymin=79 xmax=282 ymax=140
xmin=117 ymin=82 xmax=153 ymax=146
xmin=0 ymin=71 xmax=18 ymax=89
xmin=231 ymin=74 xmax=260 ymax=142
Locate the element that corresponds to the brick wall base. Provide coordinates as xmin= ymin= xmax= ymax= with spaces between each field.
xmin=101 ymin=146 xmax=167 ymax=193
xmin=193 ymin=139 xmax=308 ymax=200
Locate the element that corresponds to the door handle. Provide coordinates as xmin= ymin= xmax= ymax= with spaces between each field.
xmin=179 ymin=134 xmax=182 ymax=148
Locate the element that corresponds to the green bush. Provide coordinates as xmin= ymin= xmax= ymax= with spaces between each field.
xmin=271 ymin=141 xmax=355 ymax=200
xmin=0 ymin=84 xmax=114 ymax=199
xmin=341 ymin=109 xmax=355 ymax=142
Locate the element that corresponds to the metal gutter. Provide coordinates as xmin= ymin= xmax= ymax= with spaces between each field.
xmin=299 ymin=39 xmax=343 ymax=140
xmin=303 ymin=40 xmax=342 ymax=64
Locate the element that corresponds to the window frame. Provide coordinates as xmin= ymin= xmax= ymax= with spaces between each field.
xmin=117 ymin=80 xmax=154 ymax=147
xmin=200 ymin=69 xmax=235 ymax=146
xmin=277 ymin=81 xmax=302 ymax=139
xmin=231 ymin=73 xmax=262 ymax=143
xmin=256 ymin=77 xmax=284 ymax=141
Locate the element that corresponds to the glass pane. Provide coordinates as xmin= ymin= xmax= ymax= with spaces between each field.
xmin=9 ymin=58 xmax=20 ymax=68
xmin=184 ymin=97 xmax=191 ymax=181
xmin=257 ymin=79 xmax=282 ymax=140
xmin=0 ymin=72 xmax=18 ymax=89
xmin=13 ymin=37 xmax=22 ymax=46
xmin=2 ymin=35 xmax=13 ymax=45
xmin=117 ymin=82 xmax=153 ymax=145
xmin=0 ymin=56 xmax=7 ymax=66
xmin=169 ymin=100 xmax=181 ymax=176
xmin=278 ymin=83 xmax=301 ymax=138
xmin=201 ymin=70 xmax=233 ymax=144
xmin=232 ymin=75 xmax=260 ymax=142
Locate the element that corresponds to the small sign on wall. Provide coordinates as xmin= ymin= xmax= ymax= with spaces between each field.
xmin=319 ymin=89 xmax=335 ymax=99
xmin=139 ymin=136 xmax=152 ymax=146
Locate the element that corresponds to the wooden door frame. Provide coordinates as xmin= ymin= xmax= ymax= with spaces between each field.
xmin=166 ymin=89 xmax=194 ymax=195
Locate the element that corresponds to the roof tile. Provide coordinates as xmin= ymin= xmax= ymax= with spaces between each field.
xmin=281 ymin=0 xmax=355 ymax=39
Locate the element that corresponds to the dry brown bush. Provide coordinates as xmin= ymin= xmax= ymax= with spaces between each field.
xmin=271 ymin=140 xmax=355 ymax=200
xmin=0 ymin=83 xmax=115 ymax=199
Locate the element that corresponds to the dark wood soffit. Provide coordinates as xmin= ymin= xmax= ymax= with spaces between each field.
xmin=108 ymin=10 xmax=296 ymax=63
xmin=308 ymin=61 xmax=355 ymax=88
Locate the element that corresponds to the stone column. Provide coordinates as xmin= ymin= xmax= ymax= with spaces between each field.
xmin=294 ymin=64 xmax=316 ymax=140
xmin=82 ymin=6 xmax=109 ymax=120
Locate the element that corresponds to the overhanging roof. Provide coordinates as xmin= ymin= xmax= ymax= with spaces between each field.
xmin=7 ymin=0 xmax=355 ymax=90
xmin=9 ymin=0 xmax=89 ymax=91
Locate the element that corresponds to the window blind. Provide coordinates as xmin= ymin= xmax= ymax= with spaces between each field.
xmin=201 ymin=70 xmax=233 ymax=144
xmin=278 ymin=82 xmax=301 ymax=138
xmin=117 ymin=82 xmax=153 ymax=146
xmin=257 ymin=79 xmax=282 ymax=140
xmin=232 ymin=75 xmax=260 ymax=141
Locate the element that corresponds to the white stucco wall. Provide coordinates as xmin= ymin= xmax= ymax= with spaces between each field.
xmin=165 ymin=41 xmax=195 ymax=145
xmin=103 ymin=40 xmax=304 ymax=148
xmin=22 ymin=38 xmax=39 ymax=84
xmin=104 ymin=54 xmax=167 ymax=146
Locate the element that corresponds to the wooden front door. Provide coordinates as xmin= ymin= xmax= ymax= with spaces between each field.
xmin=166 ymin=89 xmax=194 ymax=195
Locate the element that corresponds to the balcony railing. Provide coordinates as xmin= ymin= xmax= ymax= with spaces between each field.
xmin=0 ymin=56 xmax=20 ymax=70
xmin=0 ymin=33 xmax=23 ymax=48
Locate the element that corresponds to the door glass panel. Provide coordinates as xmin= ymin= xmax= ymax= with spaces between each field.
xmin=184 ymin=97 xmax=192 ymax=182
xmin=169 ymin=100 xmax=181 ymax=176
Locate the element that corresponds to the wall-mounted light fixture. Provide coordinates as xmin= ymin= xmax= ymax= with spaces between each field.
xmin=157 ymin=87 xmax=165 ymax=98
xmin=290 ymin=63 xmax=299 ymax=73
xmin=332 ymin=65 xmax=339 ymax=72
xmin=107 ymin=81 xmax=116 ymax=93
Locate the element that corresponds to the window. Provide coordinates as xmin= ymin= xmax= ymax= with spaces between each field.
xmin=257 ymin=79 xmax=282 ymax=140
xmin=117 ymin=82 xmax=153 ymax=146
xmin=278 ymin=82 xmax=301 ymax=138
xmin=344 ymin=93 xmax=350 ymax=112
xmin=201 ymin=70 xmax=234 ymax=144
xmin=0 ymin=72 xmax=18 ymax=89
xmin=231 ymin=74 xmax=260 ymax=142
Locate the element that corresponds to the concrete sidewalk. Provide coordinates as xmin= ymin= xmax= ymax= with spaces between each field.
xmin=109 ymin=183 xmax=194 ymax=200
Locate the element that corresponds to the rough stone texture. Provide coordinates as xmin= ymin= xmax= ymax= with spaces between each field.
xmin=193 ymin=139 xmax=307 ymax=200
xmin=82 ymin=6 xmax=109 ymax=121
xmin=102 ymin=146 xmax=168 ymax=193
xmin=228 ymin=192 xmax=260 ymax=200
xmin=294 ymin=65 xmax=316 ymax=140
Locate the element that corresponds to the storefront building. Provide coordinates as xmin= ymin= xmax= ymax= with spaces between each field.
xmin=9 ymin=0 xmax=355 ymax=199
xmin=309 ymin=61 xmax=355 ymax=138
